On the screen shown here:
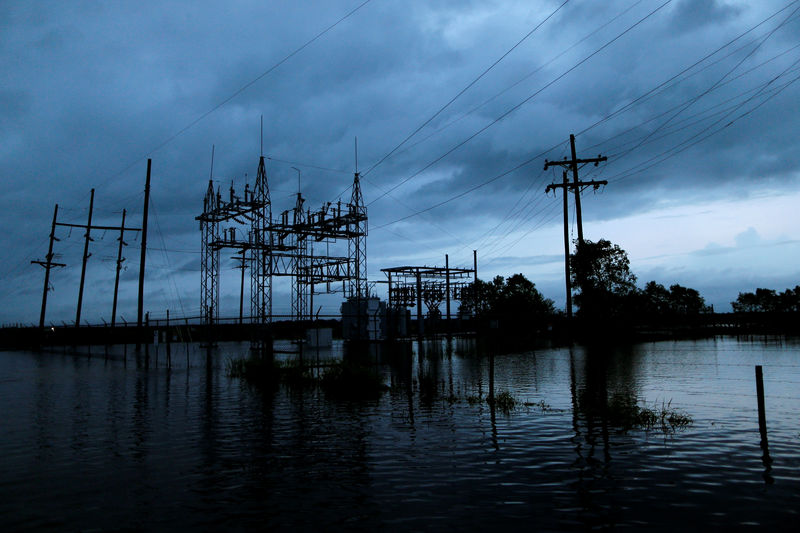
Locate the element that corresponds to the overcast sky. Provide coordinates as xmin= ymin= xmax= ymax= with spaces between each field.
xmin=2 ymin=0 xmax=800 ymax=325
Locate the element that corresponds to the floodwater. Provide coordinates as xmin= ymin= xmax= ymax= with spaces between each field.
xmin=1 ymin=336 xmax=799 ymax=531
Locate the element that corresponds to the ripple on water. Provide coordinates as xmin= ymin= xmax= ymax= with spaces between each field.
xmin=1 ymin=338 xmax=799 ymax=530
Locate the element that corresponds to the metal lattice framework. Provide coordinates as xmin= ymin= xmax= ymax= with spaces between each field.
xmin=251 ymin=156 xmax=272 ymax=323
xmin=197 ymin=156 xmax=367 ymax=325
xmin=199 ymin=180 xmax=220 ymax=324
xmin=348 ymin=172 xmax=368 ymax=301
xmin=382 ymin=265 xmax=474 ymax=312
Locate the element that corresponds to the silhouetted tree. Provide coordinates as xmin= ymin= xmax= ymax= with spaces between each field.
xmin=641 ymin=281 xmax=671 ymax=316
xmin=639 ymin=281 xmax=709 ymax=319
xmin=733 ymin=286 xmax=800 ymax=313
xmin=494 ymin=273 xmax=555 ymax=322
xmin=570 ymin=239 xmax=637 ymax=321
xmin=459 ymin=274 xmax=554 ymax=328
xmin=459 ymin=278 xmax=500 ymax=318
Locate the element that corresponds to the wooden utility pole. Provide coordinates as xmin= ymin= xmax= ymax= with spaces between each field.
xmin=32 ymin=204 xmax=66 ymax=329
xmin=111 ymin=209 xmax=130 ymax=327
xmin=233 ymin=250 xmax=248 ymax=324
xmin=545 ymin=172 xmax=573 ymax=320
xmin=138 ymin=159 xmax=151 ymax=330
xmin=49 ymin=194 xmax=141 ymax=328
xmin=75 ymin=188 xmax=95 ymax=326
xmin=545 ymin=135 xmax=608 ymax=317
xmin=544 ymin=134 xmax=607 ymax=247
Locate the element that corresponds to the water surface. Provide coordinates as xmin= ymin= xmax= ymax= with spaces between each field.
xmin=1 ymin=336 xmax=798 ymax=530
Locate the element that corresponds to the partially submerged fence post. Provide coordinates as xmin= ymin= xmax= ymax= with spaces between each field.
xmin=755 ymin=365 xmax=773 ymax=483
xmin=755 ymin=365 xmax=768 ymax=439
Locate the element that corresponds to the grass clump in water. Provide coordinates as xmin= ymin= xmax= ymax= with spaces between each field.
xmin=319 ymin=361 xmax=388 ymax=400
xmin=228 ymin=356 xmax=387 ymax=400
xmin=226 ymin=356 xmax=282 ymax=387
xmin=466 ymin=395 xmax=482 ymax=406
xmin=607 ymin=393 xmax=692 ymax=433
xmin=524 ymin=399 xmax=551 ymax=412
xmin=487 ymin=390 xmax=518 ymax=412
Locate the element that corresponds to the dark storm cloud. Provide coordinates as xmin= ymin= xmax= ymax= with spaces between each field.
xmin=2 ymin=0 xmax=799 ymax=322
xmin=669 ymin=0 xmax=741 ymax=33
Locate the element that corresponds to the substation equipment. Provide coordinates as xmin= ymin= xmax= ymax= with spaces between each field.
xmin=196 ymin=154 xmax=369 ymax=339
xmin=382 ymin=261 xmax=475 ymax=336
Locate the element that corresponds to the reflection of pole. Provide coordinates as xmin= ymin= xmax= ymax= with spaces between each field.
xmin=76 ymin=189 xmax=95 ymax=327
xmin=416 ymin=270 xmax=423 ymax=337
xmin=489 ymin=350 xmax=498 ymax=450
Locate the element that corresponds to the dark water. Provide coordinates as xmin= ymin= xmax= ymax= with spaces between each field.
xmin=1 ymin=337 xmax=799 ymax=531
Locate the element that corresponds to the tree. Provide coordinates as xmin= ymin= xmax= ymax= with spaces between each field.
xmin=639 ymin=281 xmax=710 ymax=319
xmin=667 ymin=284 xmax=709 ymax=315
xmin=641 ymin=281 xmax=671 ymax=316
xmin=733 ymin=286 xmax=800 ymax=313
xmin=459 ymin=278 xmax=500 ymax=318
xmin=570 ymin=239 xmax=637 ymax=319
xmin=494 ymin=273 xmax=555 ymax=321
xmin=459 ymin=274 xmax=555 ymax=327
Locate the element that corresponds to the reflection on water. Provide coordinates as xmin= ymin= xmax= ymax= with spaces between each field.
xmin=1 ymin=337 xmax=799 ymax=530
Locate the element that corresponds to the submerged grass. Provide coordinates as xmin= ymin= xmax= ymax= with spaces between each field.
xmin=487 ymin=390 xmax=518 ymax=412
xmin=227 ymin=356 xmax=388 ymax=400
xmin=607 ymin=393 xmax=693 ymax=433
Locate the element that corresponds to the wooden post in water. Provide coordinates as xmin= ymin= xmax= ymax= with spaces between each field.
xmin=755 ymin=365 xmax=773 ymax=483
xmin=755 ymin=365 xmax=768 ymax=440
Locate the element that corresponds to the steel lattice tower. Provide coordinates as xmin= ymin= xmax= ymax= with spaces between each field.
xmin=199 ymin=180 xmax=220 ymax=324
xmin=250 ymin=155 xmax=272 ymax=324
xmin=348 ymin=171 xmax=368 ymax=300
xmin=291 ymin=193 xmax=307 ymax=320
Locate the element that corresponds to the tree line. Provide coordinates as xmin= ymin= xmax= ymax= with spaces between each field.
xmin=732 ymin=286 xmax=800 ymax=313
xmin=460 ymin=238 xmax=797 ymax=334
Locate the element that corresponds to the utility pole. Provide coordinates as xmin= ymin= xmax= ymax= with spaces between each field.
xmin=546 ymin=172 xmax=573 ymax=320
xmin=545 ymin=135 xmax=608 ymax=318
xmin=111 ymin=209 xmax=130 ymax=327
xmin=53 ymin=194 xmax=142 ymax=327
xmin=138 ymin=159 xmax=151 ymax=331
xmin=233 ymin=250 xmax=248 ymax=324
xmin=32 ymin=204 xmax=66 ymax=329
xmin=75 ymin=188 xmax=95 ymax=326
xmin=544 ymin=134 xmax=607 ymax=247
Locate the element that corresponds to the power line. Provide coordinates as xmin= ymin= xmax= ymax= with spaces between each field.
xmin=613 ymin=2 xmax=800 ymax=161
xmin=385 ymin=0 xmax=648 ymax=163
xmin=94 ymin=0 xmax=374 ymax=192
xmin=363 ymin=0 xmax=571 ymax=178
xmin=574 ymin=0 xmax=800 ymax=145
xmin=367 ymin=0 xmax=673 ymax=207
xmin=608 ymin=68 xmax=800 ymax=185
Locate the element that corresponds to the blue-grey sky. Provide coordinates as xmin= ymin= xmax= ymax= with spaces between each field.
xmin=2 ymin=0 xmax=799 ymax=324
